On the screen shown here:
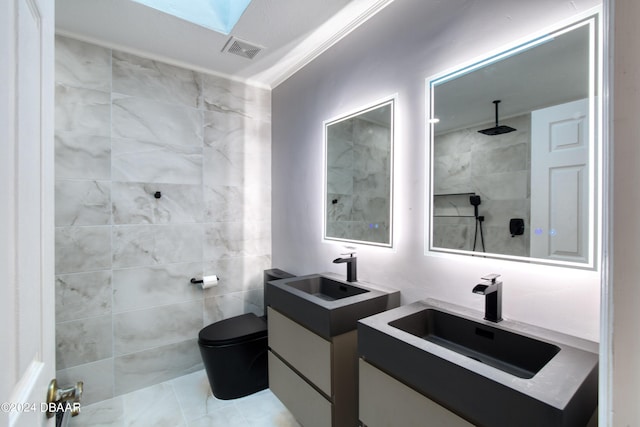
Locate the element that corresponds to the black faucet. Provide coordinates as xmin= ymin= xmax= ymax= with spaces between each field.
xmin=333 ymin=253 xmax=357 ymax=282
xmin=472 ymin=274 xmax=502 ymax=323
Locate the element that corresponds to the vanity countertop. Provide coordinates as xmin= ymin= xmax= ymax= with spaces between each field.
xmin=266 ymin=272 xmax=400 ymax=340
xmin=358 ymin=298 xmax=598 ymax=427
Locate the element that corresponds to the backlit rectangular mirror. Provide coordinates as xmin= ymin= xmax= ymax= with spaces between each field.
xmin=428 ymin=12 xmax=601 ymax=268
xmin=324 ymin=98 xmax=395 ymax=247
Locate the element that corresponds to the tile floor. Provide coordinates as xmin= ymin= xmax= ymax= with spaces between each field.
xmin=69 ymin=370 xmax=300 ymax=427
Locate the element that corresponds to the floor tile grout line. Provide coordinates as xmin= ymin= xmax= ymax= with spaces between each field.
xmin=168 ymin=381 xmax=189 ymax=426
xmin=70 ymin=369 xmax=299 ymax=427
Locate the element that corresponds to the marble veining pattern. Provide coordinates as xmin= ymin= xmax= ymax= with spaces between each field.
xmin=112 ymin=182 xmax=203 ymax=224
xmin=113 ymin=300 xmax=203 ymax=356
xmin=471 ymin=142 xmax=528 ymax=176
xmin=55 ymin=226 xmax=112 ymax=274
xmin=202 ymin=255 xmax=271 ymax=298
xmin=203 ymin=185 xmax=245 ymax=223
xmin=69 ymin=370 xmax=299 ymax=427
xmin=327 ymin=166 xmax=353 ymax=195
xmin=353 ymin=171 xmax=390 ymax=198
xmin=55 ymin=85 xmax=111 ymax=137
xmin=55 ymin=37 xmax=111 ymax=92
xmin=55 ymin=180 xmax=111 ymax=226
xmin=114 ymin=339 xmax=202 ymax=395
xmin=55 ymin=133 xmax=111 ymax=180
xmin=433 ymin=114 xmax=530 ymax=256
xmin=474 ymin=170 xmax=528 ymax=200
xmin=55 ymin=270 xmax=112 ymax=322
xmin=56 ymin=314 xmax=113 ymax=370
xmin=112 ymin=50 xmax=201 ymax=109
xmin=203 ymin=109 xmax=270 ymax=149
xmin=122 ymin=383 xmax=186 ymax=426
xmin=170 ymin=371 xmax=230 ymax=423
xmin=433 ymin=151 xmax=472 ymax=194
xmin=433 ymin=194 xmax=475 ymax=217
xmin=201 ymin=74 xmax=271 ymax=120
xmin=204 ymin=184 xmax=270 ymax=223
xmin=54 ymin=35 xmax=272 ymax=403
xmin=204 ymin=221 xmax=271 ymax=260
xmin=326 ymin=115 xmax=392 ymax=244
xmin=327 ymin=192 xmax=353 ymax=222
xmin=57 ymin=358 xmax=114 ymax=406
xmin=112 ymin=262 xmax=203 ymax=313
xmin=203 ymin=145 xmax=266 ymax=188
xmin=112 ymin=94 xmax=203 ymax=147
xmin=204 ymin=292 xmax=263 ymax=325
xmin=112 ymin=224 xmax=204 ymax=269
xmin=111 ymin=138 xmax=203 ymax=185
xmin=432 ymin=221 xmax=473 ymax=250
xmin=327 ymin=138 xmax=353 ymax=170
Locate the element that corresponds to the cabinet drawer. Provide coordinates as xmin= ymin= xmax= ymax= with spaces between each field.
xmin=268 ymin=307 xmax=332 ymax=395
xmin=269 ymin=351 xmax=332 ymax=427
xmin=359 ymin=359 xmax=473 ymax=427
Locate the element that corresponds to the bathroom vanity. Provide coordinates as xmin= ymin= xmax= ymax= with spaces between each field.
xmin=359 ymin=358 xmax=473 ymax=427
xmin=266 ymin=273 xmax=400 ymax=427
xmin=358 ymin=299 xmax=599 ymax=427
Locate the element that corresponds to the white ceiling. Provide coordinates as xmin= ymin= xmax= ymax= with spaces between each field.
xmin=55 ymin=0 xmax=393 ymax=88
xmin=433 ymin=22 xmax=591 ymax=134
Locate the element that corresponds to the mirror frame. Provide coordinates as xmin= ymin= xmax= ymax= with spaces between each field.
xmin=426 ymin=10 xmax=602 ymax=269
xmin=323 ymin=96 xmax=396 ymax=248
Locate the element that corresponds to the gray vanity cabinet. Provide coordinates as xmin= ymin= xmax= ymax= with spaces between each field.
xmin=268 ymin=307 xmax=358 ymax=427
xmin=359 ymin=359 xmax=473 ymax=427
xmin=359 ymin=359 xmax=599 ymax=427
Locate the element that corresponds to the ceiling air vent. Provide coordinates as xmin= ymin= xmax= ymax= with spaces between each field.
xmin=222 ymin=36 xmax=262 ymax=60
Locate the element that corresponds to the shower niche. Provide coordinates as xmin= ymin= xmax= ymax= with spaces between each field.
xmin=427 ymin=11 xmax=601 ymax=268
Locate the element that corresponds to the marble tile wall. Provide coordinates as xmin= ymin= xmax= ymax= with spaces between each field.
xmin=432 ymin=115 xmax=530 ymax=256
xmin=54 ymin=36 xmax=272 ymax=404
xmin=326 ymin=117 xmax=391 ymax=244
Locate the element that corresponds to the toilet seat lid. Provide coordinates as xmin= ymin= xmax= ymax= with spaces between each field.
xmin=199 ymin=313 xmax=267 ymax=346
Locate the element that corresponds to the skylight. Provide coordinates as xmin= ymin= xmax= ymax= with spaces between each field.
xmin=131 ymin=0 xmax=252 ymax=35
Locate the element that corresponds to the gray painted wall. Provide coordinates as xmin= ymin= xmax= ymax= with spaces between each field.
xmin=612 ymin=0 xmax=640 ymax=423
xmin=272 ymin=0 xmax=602 ymax=341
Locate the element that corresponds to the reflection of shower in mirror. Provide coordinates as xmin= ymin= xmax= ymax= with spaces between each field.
xmin=477 ymin=100 xmax=516 ymax=136
xmin=428 ymin=11 xmax=601 ymax=268
xmin=324 ymin=96 xmax=395 ymax=247
xmin=469 ymin=195 xmax=485 ymax=252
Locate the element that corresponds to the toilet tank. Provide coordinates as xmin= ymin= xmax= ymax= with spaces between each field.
xmin=264 ymin=268 xmax=296 ymax=317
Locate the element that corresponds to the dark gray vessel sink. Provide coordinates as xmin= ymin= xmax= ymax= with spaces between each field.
xmin=389 ymin=308 xmax=560 ymax=379
xmin=284 ymin=275 xmax=369 ymax=301
xmin=358 ymin=299 xmax=598 ymax=427
xmin=266 ymin=273 xmax=399 ymax=339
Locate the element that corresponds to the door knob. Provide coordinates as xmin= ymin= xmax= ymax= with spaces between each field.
xmin=46 ymin=379 xmax=83 ymax=419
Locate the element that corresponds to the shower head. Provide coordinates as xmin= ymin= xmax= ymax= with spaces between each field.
xmin=478 ymin=100 xmax=516 ymax=136
xmin=478 ymin=125 xmax=517 ymax=136
xmin=470 ymin=195 xmax=481 ymax=218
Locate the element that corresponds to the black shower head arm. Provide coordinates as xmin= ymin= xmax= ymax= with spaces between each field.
xmin=493 ymin=100 xmax=501 ymax=127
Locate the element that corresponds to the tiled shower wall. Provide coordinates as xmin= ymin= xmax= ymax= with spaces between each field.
xmin=326 ymin=115 xmax=391 ymax=245
xmin=432 ymin=114 xmax=531 ymax=256
xmin=54 ymin=36 xmax=271 ymax=405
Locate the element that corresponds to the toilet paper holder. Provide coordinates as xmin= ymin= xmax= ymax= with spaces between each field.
xmin=190 ymin=275 xmax=220 ymax=290
xmin=190 ymin=276 xmax=220 ymax=284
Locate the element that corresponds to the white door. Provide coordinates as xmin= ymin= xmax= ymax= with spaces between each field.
xmin=1 ymin=0 xmax=56 ymax=426
xmin=530 ymin=98 xmax=590 ymax=263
